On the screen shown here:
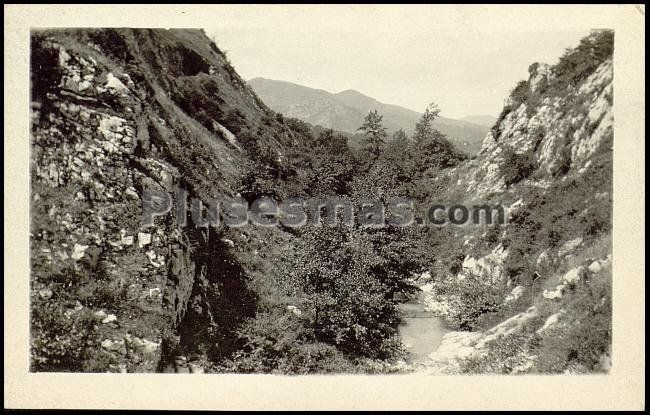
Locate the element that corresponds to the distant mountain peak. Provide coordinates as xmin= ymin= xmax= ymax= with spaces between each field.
xmin=248 ymin=77 xmax=490 ymax=154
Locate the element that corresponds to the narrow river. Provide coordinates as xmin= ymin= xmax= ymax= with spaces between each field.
xmin=398 ymin=295 xmax=451 ymax=365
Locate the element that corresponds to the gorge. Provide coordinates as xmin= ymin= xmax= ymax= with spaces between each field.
xmin=30 ymin=28 xmax=613 ymax=375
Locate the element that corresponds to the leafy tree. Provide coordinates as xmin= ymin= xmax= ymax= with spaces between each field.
xmin=307 ymin=129 xmax=356 ymax=196
xmin=410 ymin=103 xmax=465 ymax=176
xmin=290 ymin=226 xmax=404 ymax=359
xmin=552 ymin=29 xmax=614 ymax=88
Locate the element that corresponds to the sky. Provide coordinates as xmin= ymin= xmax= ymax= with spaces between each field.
xmin=206 ymin=5 xmax=600 ymax=119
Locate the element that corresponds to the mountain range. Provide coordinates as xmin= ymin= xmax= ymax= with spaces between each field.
xmin=248 ymin=77 xmax=492 ymax=154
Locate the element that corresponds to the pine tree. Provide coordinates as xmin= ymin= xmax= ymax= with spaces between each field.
xmin=413 ymin=102 xmax=441 ymax=144
xmin=358 ymin=110 xmax=387 ymax=157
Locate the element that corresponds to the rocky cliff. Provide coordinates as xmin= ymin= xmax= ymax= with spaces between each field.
xmin=29 ymin=28 xmax=297 ymax=372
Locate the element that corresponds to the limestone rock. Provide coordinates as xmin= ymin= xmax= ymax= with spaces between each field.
xmin=38 ymin=288 xmax=53 ymax=300
xmin=93 ymin=310 xmax=108 ymax=320
xmin=221 ymin=238 xmax=235 ymax=248
xmin=287 ymin=305 xmax=302 ymax=316
xmin=588 ymin=260 xmax=602 ymax=274
xmin=537 ymin=311 xmax=564 ymax=333
xmin=561 ymin=266 xmax=585 ymax=285
xmin=504 ymin=285 xmax=525 ymax=303
xmin=429 ymin=331 xmax=482 ymax=364
xmin=138 ymin=232 xmax=152 ymax=248
xmin=131 ymin=337 xmax=160 ymax=353
xmin=71 ymin=243 xmax=89 ymax=261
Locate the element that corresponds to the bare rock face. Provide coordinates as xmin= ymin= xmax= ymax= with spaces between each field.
xmin=30 ymin=36 xmax=189 ymax=372
xmin=460 ymin=58 xmax=612 ymax=198
xmin=459 ymin=243 xmax=509 ymax=284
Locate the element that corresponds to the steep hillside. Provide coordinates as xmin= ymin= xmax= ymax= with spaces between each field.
xmin=29 ymin=28 xmax=321 ymax=373
xmin=417 ymin=30 xmax=613 ymax=374
xmin=248 ymin=77 xmax=488 ymax=154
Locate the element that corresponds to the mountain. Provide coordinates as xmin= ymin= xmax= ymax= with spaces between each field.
xmin=459 ymin=114 xmax=497 ymax=127
xmin=248 ymin=78 xmax=489 ymax=154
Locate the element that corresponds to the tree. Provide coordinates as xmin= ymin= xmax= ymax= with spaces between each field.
xmin=358 ymin=110 xmax=388 ymax=157
xmin=413 ymin=103 xmax=441 ymax=144
xmin=308 ymin=129 xmax=356 ymax=196
xmin=410 ymin=103 xmax=464 ymax=175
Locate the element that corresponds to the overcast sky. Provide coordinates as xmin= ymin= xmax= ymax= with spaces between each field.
xmin=206 ymin=5 xmax=599 ymax=119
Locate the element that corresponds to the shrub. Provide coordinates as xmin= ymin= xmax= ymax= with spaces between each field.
xmin=30 ymin=300 xmax=96 ymax=372
xmin=460 ymin=331 xmax=532 ymax=374
xmin=289 ymin=227 xmax=404 ymax=359
xmin=500 ymin=146 xmax=536 ymax=186
xmin=532 ymin=267 xmax=612 ymax=373
xmin=445 ymin=272 xmax=503 ymax=331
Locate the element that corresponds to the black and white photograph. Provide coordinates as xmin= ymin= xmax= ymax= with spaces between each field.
xmin=5 ymin=4 xmax=645 ymax=411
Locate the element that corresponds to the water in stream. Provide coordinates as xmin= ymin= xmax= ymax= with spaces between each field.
xmin=398 ymin=298 xmax=451 ymax=365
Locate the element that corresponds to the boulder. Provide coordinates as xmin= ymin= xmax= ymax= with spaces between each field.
xmin=543 ymin=285 xmax=565 ymax=299
xmin=562 ymin=266 xmax=585 ymax=285
xmin=132 ymin=337 xmax=160 ymax=353
xmin=419 ymin=271 xmax=432 ymax=281
xmin=287 ymin=305 xmax=302 ymax=316
xmin=420 ymin=282 xmax=434 ymax=293
xmin=103 ymin=72 xmax=129 ymax=93
xmin=38 ymin=288 xmax=53 ymax=300
xmin=93 ymin=310 xmax=108 ymax=320
xmin=588 ymin=260 xmax=602 ymax=274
